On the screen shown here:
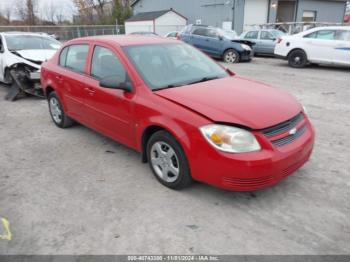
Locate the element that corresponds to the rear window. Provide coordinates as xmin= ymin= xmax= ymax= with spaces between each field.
xmin=59 ymin=47 xmax=69 ymax=67
xmin=245 ymin=31 xmax=258 ymax=39
xmin=61 ymin=45 xmax=89 ymax=73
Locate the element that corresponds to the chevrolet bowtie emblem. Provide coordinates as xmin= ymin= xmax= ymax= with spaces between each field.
xmin=289 ymin=128 xmax=297 ymax=135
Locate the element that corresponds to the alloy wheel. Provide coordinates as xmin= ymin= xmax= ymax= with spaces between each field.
xmin=150 ymin=141 xmax=180 ymax=183
xmin=49 ymin=97 xmax=62 ymax=124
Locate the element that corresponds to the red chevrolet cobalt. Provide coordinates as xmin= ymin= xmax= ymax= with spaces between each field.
xmin=41 ymin=36 xmax=315 ymax=191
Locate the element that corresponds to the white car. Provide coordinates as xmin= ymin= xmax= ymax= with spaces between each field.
xmin=0 ymin=32 xmax=61 ymax=84
xmin=164 ymin=31 xmax=179 ymax=39
xmin=274 ymin=26 xmax=350 ymax=68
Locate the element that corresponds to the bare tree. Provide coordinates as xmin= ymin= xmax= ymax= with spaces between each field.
xmin=15 ymin=0 xmax=38 ymax=25
xmin=73 ymin=0 xmax=110 ymax=24
xmin=3 ymin=7 xmax=11 ymax=24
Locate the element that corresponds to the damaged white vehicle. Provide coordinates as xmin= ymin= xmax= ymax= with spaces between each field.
xmin=0 ymin=32 xmax=61 ymax=100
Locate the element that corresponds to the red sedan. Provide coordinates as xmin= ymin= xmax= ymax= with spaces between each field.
xmin=41 ymin=36 xmax=315 ymax=191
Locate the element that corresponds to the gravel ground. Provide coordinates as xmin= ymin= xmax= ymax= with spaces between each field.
xmin=0 ymin=57 xmax=349 ymax=255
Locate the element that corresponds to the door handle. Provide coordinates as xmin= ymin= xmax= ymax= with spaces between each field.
xmin=84 ymin=87 xmax=96 ymax=95
xmin=55 ymin=75 xmax=63 ymax=82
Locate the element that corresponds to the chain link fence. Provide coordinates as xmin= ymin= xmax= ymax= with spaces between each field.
xmin=0 ymin=25 xmax=124 ymax=41
xmin=0 ymin=24 xmax=187 ymax=40
xmin=246 ymin=22 xmax=347 ymax=35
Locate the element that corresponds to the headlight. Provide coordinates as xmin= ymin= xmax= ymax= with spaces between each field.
xmin=302 ymin=105 xmax=308 ymax=115
xmin=241 ymin=44 xmax=251 ymax=51
xmin=200 ymin=124 xmax=261 ymax=153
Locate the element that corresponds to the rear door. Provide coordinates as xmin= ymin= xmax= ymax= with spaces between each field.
xmin=303 ymin=29 xmax=337 ymax=63
xmin=57 ymin=44 xmax=90 ymax=122
xmin=83 ymin=44 xmax=135 ymax=147
xmin=190 ymin=28 xmax=211 ymax=53
xmin=333 ymin=30 xmax=350 ymax=66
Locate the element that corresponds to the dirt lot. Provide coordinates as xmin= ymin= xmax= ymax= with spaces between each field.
xmin=0 ymin=57 xmax=349 ymax=255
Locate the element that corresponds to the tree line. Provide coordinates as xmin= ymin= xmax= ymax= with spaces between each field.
xmin=0 ymin=0 xmax=132 ymax=26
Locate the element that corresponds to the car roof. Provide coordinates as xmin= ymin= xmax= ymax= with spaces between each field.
xmin=308 ymin=26 xmax=350 ymax=30
xmin=67 ymin=35 xmax=178 ymax=47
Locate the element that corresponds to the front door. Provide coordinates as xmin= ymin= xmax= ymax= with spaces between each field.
xmin=333 ymin=29 xmax=350 ymax=66
xmin=303 ymin=29 xmax=337 ymax=63
xmin=259 ymin=31 xmax=276 ymax=54
xmin=83 ymin=45 xmax=135 ymax=147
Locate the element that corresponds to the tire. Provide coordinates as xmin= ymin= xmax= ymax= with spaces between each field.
xmin=288 ymin=49 xmax=308 ymax=68
xmin=48 ymin=91 xmax=74 ymax=128
xmin=223 ymin=49 xmax=240 ymax=64
xmin=147 ymin=130 xmax=193 ymax=190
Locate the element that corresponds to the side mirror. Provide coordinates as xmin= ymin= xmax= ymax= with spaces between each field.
xmin=218 ymin=35 xmax=224 ymax=41
xmin=100 ymin=76 xmax=133 ymax=92
xmin=225 ymin=67 xmax=235 ymax=76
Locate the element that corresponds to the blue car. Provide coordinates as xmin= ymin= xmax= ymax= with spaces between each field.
xmin=178 ymin=25 xmax=254 ymax=63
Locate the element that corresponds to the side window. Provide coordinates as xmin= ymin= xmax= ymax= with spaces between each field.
xmin=245 ymin=31 xmax=258 ymax=39
xmin=261 ymin=31 xmax=275 ymax=40
xmin=65 ymin=45 xmax=89 ymax=73
xmin=336 ymin=30 xmax=350 ymax=41
xmin=59 ymin=47 xmax=69 ymax=67
xmin=305 ymin=30 xmax=336 ymax=40
xmin=315 ymin=30 xmax=336 ymax=40
xmin=206 ymin=29 xmax=218 ymax=38
xmin=91 ymin=46 xmax=127 ymax=82
xmin=192 ymin=28 xmax=207 ymax=36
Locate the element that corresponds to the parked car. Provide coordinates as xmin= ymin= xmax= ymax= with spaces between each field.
xmin=41 ymin=36 xmax=315 ymax=191
xmin=129 ymin=31 xmax=159 ymax=37
xmin=178 ymin=24 xmax=254 ymax=63
xmin=165 ymin=31 xmax=179 ymax=39
xmin=0 ymin=32 xmax=61 ymax=99
xmin=241 ymin=29 xmax=285 ymax=55
xmin=275 ymin=26 xmax=350 ymax=68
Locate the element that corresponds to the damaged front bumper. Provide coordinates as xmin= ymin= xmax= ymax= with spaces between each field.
xmin=5 ymin=63 xmax=44 ymax=101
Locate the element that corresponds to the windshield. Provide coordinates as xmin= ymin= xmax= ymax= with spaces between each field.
xmin=219 ymin=29 xmax=238 ymax=40
xmin=124 ymin=43 xmax=228 ymax=91
xmin=5 ymin=35 xmax=61 ymax=51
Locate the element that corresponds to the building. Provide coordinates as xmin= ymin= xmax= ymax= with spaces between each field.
xmin=131 ymin=0 xmax=348 ymax=34
xmin=125 ymin=9 xmax=187 ymax=35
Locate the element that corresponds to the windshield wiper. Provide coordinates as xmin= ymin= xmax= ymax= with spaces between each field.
xmin=187 ymin=76 xmax=220 ymax=85
xmin=153 ymin=84 xmax=185 ymax=91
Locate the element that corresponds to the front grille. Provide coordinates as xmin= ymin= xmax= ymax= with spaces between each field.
xmin=262 ymin=113 xmax=304 ymax=137
xmin=271 ymin=125 xmax=306 ymax=147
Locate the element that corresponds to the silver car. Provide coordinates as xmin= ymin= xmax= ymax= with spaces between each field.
xmin=240 ymin=29 xmax=285 ymax=55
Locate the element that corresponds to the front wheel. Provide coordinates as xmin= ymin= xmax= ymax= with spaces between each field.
xmin=288 ymin=50 xmax=308 ymax=68
xmin=147 ymin=131 xmax=193 ymax=190
xmin=223 ymin=49 xmax=240 ymax=64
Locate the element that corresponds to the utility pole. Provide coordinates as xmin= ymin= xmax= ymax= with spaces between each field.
xmin=232 ymin=0 xmax=236 ymax=31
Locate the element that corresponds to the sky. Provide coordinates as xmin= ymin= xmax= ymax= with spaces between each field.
xmin=0 ymin=0 xmax=76 ymax=21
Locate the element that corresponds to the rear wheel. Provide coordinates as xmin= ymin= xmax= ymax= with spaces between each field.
xmin=147 ymin=131 xmax=193 ymax=190
xmin=48 ymin=91 xmax=74 ymax=128
xmin=288 ymin=50 xmax=308 ymax=68
xmin=223 ymin=49 xmax=240 ymax=64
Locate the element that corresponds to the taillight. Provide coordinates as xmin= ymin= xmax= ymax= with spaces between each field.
xmin=277 ymin=38 xmax=283 ymax=44
xmin=176 ymin=33 xmax=181 ymax=40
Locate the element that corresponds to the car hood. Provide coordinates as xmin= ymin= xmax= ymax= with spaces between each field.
xmin=15 ymin=49 xmax=57 ymax=63
xmin=155 ymin=76 xmax=301 ymax=129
